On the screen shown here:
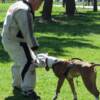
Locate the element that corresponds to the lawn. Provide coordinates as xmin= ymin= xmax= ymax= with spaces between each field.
xmin=0 ymin=3 xmax=100 ymax=100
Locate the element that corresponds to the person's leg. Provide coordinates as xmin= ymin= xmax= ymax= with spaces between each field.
xmin=11 ymin=64 xmax=21 ymax=88
xmin=2 ymin=41 xmax=39 ymax=99
xmin=2 ymin=41 xmax=22 ymax=90
xmin=21 ymin=64 xmax=36 ymax=91
xmin=19 ymin=42 xmax=40 ymax=99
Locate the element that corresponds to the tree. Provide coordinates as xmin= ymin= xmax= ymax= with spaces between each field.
xmin=93 ymin=0 xmax=98 ymax=11
xmin=65 ymin=0 xmax=76 ymax=16
xmin=41 ymin=0 xmax=53 ymax=22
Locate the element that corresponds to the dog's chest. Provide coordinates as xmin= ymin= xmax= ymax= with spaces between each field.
xmin=52 ymin=62 xmax=70 ymax=77
xmin=52 ymin=61 xmax=80 ymax=78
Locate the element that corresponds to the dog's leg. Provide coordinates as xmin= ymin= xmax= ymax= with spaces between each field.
xmin=80 ymin=68 xmax=99 ymax=99
xmin=67 ymin=78 xmax=77 ymax=100
xmin=53 ymin=76 xmax=65 ymax=100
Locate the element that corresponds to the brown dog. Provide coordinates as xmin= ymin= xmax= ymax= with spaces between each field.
xmin=51 ymin=58 xmax=100 ymax=100
xmin=37 ymin=54 xmax=100 ymax=100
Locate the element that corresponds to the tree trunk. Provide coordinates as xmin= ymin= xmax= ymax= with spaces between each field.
xmin=93 ymin=0 xmax=98 ymax=11
xmin=65 ymin=0 xmax=76 ymax=16
xmin=42 ymin=0 xmax=53 ymax=21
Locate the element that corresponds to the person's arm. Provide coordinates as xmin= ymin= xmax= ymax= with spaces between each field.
xmin=14 ymin=9 xmax=39 ymax=50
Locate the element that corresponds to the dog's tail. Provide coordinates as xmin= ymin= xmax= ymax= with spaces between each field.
xmin=71 ymin=58 xmax=83 ymax=61
xmin=91 ymin=63 xmax=100 ymax=67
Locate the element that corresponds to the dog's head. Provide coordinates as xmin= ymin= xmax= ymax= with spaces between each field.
xmin=37 ymin=53 xmax=59 ymax=71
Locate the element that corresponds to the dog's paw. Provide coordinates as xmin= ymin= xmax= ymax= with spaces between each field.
xmin=52 ymin=96 xmax=57 ymax=100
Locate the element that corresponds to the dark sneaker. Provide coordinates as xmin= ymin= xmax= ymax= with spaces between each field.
xmin=13 ymin=86 xmax=21 ymax=91
xmin=22 ymin=90 xmax=41 ymax=100
xmin=13 ymin=86 xmax=21 ymax=95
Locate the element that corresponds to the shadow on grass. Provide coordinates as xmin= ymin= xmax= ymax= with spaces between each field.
xmin=5 ymin=95 xmax=30 ymax=100
xmin=5 ymin=92 xmax=32 ymax=100
xmin=0 ymin=37 xmax=10 ymax=63
xmin=38 ymin=36 xmax=100 ymax=56
xmin=36 ymin=11 xmax=100 ymax=36
xmin=0 ymin=22 xmax=3 ymax=26
xmin=0 ymin=22 xmax=11 ymax=63
xmin=0 ymin=11 xmax=100 ymax=63
xmin=0 ymin=22 xmax=3 ymax=28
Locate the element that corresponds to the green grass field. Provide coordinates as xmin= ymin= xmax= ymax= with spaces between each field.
xmin=0 ymin=3 xmax=100 ymax=100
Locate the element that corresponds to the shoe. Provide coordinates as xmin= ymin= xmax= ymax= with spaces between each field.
xmin=22 ymin=90 xmax=41 ymax=100
xmin=13 ymin=86 xmax=21 ymax=91
xmin=13 ymin=86 xmax=21 ymax=95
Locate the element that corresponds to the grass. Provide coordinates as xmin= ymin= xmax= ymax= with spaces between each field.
xmin=0 ymin=3 xmax=11 ymax=22
xmin=0 ymin=3 xmax=100 ymax=100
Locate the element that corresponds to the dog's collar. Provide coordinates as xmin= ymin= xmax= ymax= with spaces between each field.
xmin=45 ymin=58 xmax=60 ymax=71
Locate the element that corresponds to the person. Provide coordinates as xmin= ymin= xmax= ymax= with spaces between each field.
xmin=1 ymin=0 xmax=43 ymax=99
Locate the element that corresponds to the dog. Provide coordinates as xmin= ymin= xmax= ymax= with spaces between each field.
xmin=37 ymin=53 xmax=100 ymax=100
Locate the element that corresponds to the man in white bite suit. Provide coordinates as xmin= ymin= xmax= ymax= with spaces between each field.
xmin=1 ymin=0 xmax=43 ymax=99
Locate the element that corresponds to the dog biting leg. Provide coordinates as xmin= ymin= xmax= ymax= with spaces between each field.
xmin=67 ymin=78 xmax=77 ymax=100
xmin=53 ymin=76 xmax=65 ymax=100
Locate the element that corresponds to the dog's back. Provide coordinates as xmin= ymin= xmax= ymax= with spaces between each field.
xmin=52 ymin=59 xmax=94 ymax=79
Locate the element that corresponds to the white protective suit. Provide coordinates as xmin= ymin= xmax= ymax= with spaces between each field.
xmin=1 ymin=1 xmax=39 ymax=92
